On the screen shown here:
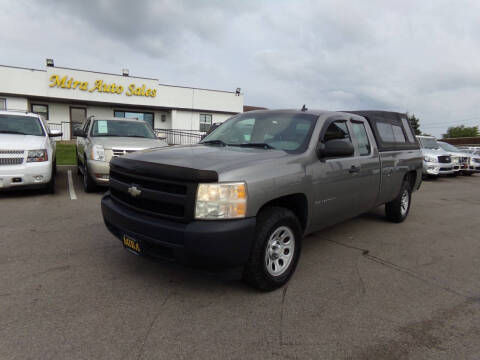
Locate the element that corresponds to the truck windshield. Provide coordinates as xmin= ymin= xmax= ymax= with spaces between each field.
xmin=91 ymin=120 xmax=155 ymax=138
xmin=419 ymin=137 xmax=439 ymax=149
xmin=438 ymin=142 xmax=459 ymax=152
xmin=0 ymin=115 xmax=45 ymax=136
xmin=201 ymin=112 xmax=317 ymax=153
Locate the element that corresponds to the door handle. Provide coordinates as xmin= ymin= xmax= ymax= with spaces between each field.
xmin=349 ymin=165 xmax=360 ymax=173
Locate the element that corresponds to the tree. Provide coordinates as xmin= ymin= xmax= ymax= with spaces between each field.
xmin=442 ymin=125 xmax=479 ymax=138
xmin=407 ymin=113 xmax=422 ymax=135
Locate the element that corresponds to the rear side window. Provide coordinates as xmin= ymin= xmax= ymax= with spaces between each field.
xmin=377 ymin=122 xmax=407 ymax=143
xmin=351 ymin=122 xmax=371 ymax=155
xmin=392 ymin=125 xmax=406 ymax=143
xmin=401 ymin=118 xmax=415 ymax=142
xmin=376 ymin=122 xmax=395 ymax=142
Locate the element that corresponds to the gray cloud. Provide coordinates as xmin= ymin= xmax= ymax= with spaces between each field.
xmin=1 ymin=0 xmax=480 ymax=135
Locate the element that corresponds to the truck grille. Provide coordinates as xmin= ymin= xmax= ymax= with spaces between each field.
xmin=0 ymin=158 xmax=24 ymax=166
xmin=0 ymin=150 xmax=24 ymax=154
xmin=109 ymin=167 xmax=196 ymax=222
xmin=438 ymin=155 xmax=451 ymax=163
xmin=112 ymin=149 xmax=138 ymax=157
xmin=0 ymin=150 xmax=24 ymax=166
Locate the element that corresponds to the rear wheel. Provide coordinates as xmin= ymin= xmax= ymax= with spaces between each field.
xmin=385 ymin=181 xmax=411 ymax=223
xmin=243 ymin=207 xmax=302 ymax=291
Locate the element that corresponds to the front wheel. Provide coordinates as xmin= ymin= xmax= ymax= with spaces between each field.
xmin=45 ymin=162 xmax=56 ymax=194
xmin=385 ymin=181 xmax=411 ymax=223
xmin=243 ymin=207 xmax=302 ymax=291
xmin=83 ymin=161 xmax=97 ymax=193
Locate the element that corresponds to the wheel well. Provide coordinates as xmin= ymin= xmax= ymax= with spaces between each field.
xmin=258 ymin=194 xmax=308 ymax=230
xmin=403 ymin=170 xmax=417 ymax=190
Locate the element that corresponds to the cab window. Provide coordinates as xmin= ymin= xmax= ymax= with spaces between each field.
xmin=323 ymin=121 xmax=351 ymax=143
xmin=351 ymin=121 xmax=371 ymax=155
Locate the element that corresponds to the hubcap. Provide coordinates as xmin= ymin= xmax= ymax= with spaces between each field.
xmin=400 ymin=190 xmax=409 ymax=216
xmin=265 ymin=226 xmax=295 ymax=277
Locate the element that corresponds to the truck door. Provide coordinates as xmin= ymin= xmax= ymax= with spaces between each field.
xmin=309 ymin=117 xmax=361 ymax=231
xmin=349 ymin=119 xmax=381 ymax=214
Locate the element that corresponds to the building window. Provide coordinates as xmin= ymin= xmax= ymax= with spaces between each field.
xmin=0 ymin=98 xmax=6 ymax=110
xmin=31 ymin=104 xmax=49 ymax=120
xmin=200 ymin=114 xmax=212 ymax=132
xmin=114 ymin=110 xmax=154 ymax=128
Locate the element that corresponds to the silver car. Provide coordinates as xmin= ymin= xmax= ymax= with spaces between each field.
xmin=74 ymin=116 xmax=168 ymax=192
xmin=459 ymin=148 xmax=480 ymax=174
xmin=416 ymin=136 xmax=454 ymax=178
xmin=437 ymin=141 xmax=471 ymax=175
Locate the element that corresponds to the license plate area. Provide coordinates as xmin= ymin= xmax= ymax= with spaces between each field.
xmin=123 ymin=234 xmax=142 ymax=255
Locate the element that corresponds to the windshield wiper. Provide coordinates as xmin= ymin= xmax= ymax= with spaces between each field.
xmin=233 ymin=143 xmax=276 ymax=149
xmin=0 ymin=130 xmax=29 ymax=135
xmin=201 ymin=139 xmax=228 ymax=146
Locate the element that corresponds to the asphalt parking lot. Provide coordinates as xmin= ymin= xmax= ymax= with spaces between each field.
xmin=1 ymin=167 xmax=479 ymax=360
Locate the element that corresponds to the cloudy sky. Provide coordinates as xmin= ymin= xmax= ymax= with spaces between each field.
xmin=1 ymin=0 xmax=480 ymax=136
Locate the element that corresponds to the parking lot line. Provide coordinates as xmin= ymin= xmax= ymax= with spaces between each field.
xmin=67 ymin=170 xmax=77 ymax=200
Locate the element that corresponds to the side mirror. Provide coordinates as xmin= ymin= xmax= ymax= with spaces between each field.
xmin=317 ymin=139 xmax=354 ymax=159
xmin=49 ymin=130 xmax=63 ymax=137
xmin=73 ymin=128 xmax=86 ymax=137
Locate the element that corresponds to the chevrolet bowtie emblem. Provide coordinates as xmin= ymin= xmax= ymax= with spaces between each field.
xmin=128 ymin=185 xmax=142 ymax=198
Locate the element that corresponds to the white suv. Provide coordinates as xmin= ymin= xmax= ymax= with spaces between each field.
xmin=0 ymin=111 xmax=62 ymax=193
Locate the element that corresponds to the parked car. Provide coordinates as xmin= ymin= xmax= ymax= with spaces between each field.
xmin=437 ymin=141 xmax=470 ymax=175
xmin=416 ymin=136 xmax=454 ymax=178
xmin=74 ymin=116 xmax=168 ymax=192
xmin=0 ymin=110 xmax=62 ymax=193
xmin=101 ymin=109 xmax=422 ymax=290
xmin=459 ymin=148 xmax=480 ymax=174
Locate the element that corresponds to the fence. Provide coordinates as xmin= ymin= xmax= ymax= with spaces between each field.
xmin=154 ymin=128 xmax=205 ymax=145
xmin=48 ymin=122 xmax=72 ymax=141
xmin=47 ymin=122 xmax=206 ymax=145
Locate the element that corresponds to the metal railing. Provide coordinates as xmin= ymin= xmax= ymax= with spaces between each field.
xmin=48 ymin=122 xmax=72 ymax=141
xmin=46 ymin=122 xmax=206 ymax=145
xmin=154 ymin=128 xmax=205 ymax=145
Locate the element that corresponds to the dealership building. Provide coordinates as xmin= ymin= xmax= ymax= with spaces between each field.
xmin=0 ymin=60 xmax=244 ymax=140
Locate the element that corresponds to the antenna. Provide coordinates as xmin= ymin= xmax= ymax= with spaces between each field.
xmin=301 ymin=104 xmax=308 ymax=112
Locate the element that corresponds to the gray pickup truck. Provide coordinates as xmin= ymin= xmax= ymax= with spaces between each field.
xmin=101 ymin=110 xmax=422 ymax=290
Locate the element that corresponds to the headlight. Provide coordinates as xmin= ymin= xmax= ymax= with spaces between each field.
xmin=27 ymin=149 xmax=48 ymax=162
xmin=91 ymin=144 xmax=105 ymax=161
xmin=195 ymin=182 xmax=247 ymax=219
xmin=423 ymin=155 xmax=437 ymax=163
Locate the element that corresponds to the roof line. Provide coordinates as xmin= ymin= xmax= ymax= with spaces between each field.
xmin=0 ymin=64 xmax=46 ymax=72
xmin=0 ymin=64 xmax=239 ymax=94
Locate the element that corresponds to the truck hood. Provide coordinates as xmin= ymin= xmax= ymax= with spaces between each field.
xmin=92 ymin=137 xmax=167 ymax=150
xmin=420 ymin=148 xmax=451 ymax=157
xmin=0 ymin=134 xmax=46 ymax=150
xmin=441 ymin=150 xmax=472 ymax=157
xmin=116 ymin=144 xmax=291 ymax=179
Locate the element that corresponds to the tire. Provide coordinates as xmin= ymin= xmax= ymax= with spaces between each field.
xmin=243 ymin=207 xmax=302 ymax=291
xmin=385 ymin=181 xmax=412 ymax=223
xmin=45 ymin=163 xmax=56 ymax=194
xmin=76 ymin=150 xmax=81 ymax=175
xmin=83 ymin=160 xmax=96 ymax=193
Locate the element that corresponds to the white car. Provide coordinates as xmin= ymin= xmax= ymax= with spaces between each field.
xmin=0 ymin=110 xmax=62 ymax=192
